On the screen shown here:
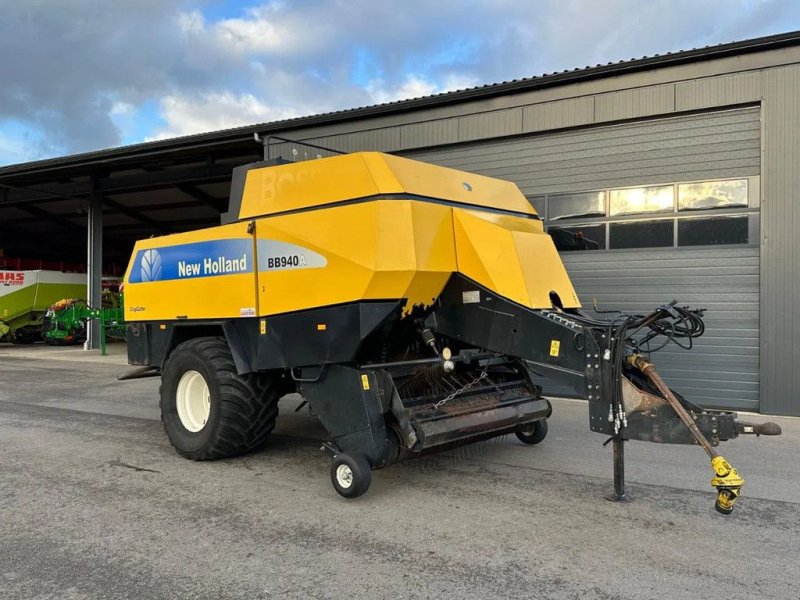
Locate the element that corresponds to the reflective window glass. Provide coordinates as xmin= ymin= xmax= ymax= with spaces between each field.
xmin=529 ymin=196 xmax=546 ymax=218
xmin=678 ymin=179 xmax=748 ymax=211
xmin=548 ymin=225 xmax=605 ymax=251
xmin=678 ymin=216 xmax=749 ymax=246
xmin=609 ymin=220 xmax=673 ymax=249
xmin=609 ymin=185 xmax=673 ymax=216
xmin=548 ymin=191 xmax=605 ymax=221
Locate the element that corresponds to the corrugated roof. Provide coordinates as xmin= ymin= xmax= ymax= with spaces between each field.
xmin=2 ymin=29 xmax=800 ymax=178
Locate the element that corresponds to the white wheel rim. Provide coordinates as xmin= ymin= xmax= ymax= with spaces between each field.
xmin=336 ymin=464 xmax=354 ymax=489
xmin=176 ymin=370 xmax=211 ymax=432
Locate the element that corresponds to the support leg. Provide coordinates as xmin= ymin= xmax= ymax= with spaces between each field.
xmin=606 ymin=437 xmax=633 ymax=502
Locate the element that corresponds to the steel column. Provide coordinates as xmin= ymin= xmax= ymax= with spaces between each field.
xmin=85 ymin=180 xmax=103 ymax=350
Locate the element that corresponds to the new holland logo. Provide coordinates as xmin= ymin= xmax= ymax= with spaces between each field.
xmin=140 ymin=249 xmax=162 ymax=282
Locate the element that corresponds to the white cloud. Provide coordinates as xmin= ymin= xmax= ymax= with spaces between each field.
xmin=366 ymin=73 xmax=481 ymax=105
xmin=1 ymin=0 xmax=798 ymax=162
xmin=366 ymin=75 xmax=438 ymax=104
xmin=109 ymin=101 xmax=135 ymax=116
xmin=177 ymin=4 xmax=315 ymax=57
xmin=147 ymin=91 xmax=301 ymax=141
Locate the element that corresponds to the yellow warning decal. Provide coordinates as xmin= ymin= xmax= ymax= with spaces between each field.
xmin=360 ymin=374 xmax=370 ymax=390
xmin=260 ymin=319 xmax=267 ymax=335
xmin=317 ymin=323 xmax=327 ymax=331
xmin=549 ymin=340 xmax=561 ymax=357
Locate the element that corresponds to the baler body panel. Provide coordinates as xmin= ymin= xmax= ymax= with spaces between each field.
xmin=123 ymin=152 xmax=579 ymax=322
xmin=124 ymin=222 xmax=258 ymax=322
xmin=237 ymin=152 xmax=535 ymax=219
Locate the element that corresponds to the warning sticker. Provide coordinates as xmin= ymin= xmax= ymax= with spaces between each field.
xmin=360 ymin=374 xmax=370 ymax=390
xmin=549 ymin=340 xmax=561 ymax=357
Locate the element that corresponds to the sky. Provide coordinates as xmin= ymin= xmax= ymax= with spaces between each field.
xmin=0 ymin=0 xmax=798 ymax=166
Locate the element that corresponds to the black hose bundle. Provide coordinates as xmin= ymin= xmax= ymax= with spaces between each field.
xmin=567 ymin=300 xmax=705 ymax=355
xmin=564 ymin=301 xmax=706 ymax=413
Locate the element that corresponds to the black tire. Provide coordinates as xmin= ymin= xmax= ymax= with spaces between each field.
xmin=515 ymin=419 xmax=548 ymax=445
xmin=330 ymin=453 xmax=372 ymax=498
xmin=160 ymin=336 xmax=279 ymax=460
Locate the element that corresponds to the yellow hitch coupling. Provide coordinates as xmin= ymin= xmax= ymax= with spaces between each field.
xmin=630 ymin=353 xmax=748 ymax=515
xmin=711 ymin=456 xmax=744 ymax=515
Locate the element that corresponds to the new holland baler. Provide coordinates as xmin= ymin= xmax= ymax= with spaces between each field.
xmin=123 ymin=152 xmax=779 ymax=512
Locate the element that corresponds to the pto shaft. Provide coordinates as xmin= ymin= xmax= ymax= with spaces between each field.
xmin=627 ymin=354 xmax=744 ymax=514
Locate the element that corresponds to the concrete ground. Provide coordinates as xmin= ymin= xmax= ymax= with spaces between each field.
xmin=1 ymin=346 xmax=799 ymax=599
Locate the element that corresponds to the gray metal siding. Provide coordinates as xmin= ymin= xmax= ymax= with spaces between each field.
xmin=562 ymin=248 xmax=760 ymax=411
xmin=594 ymin=83 xmax=675 ymax=121
xmin=760 ymin=64 xmax=800 ymax=415
xmin=405 ymin=108 xmax=761 ymax=195
xmin=406 ymin=108 xmax=761 ymax=411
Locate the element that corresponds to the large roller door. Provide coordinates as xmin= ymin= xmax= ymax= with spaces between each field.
xmin=561 ymin=248 xmax=759 ymax=410
xmin=408 ymin=107 xmax=761 ymax=411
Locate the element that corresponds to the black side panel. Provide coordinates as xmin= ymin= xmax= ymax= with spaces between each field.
xmin=253 ymin=301 xmax=401 ymax=370
xmin=126 ymin=301 xmax=401 ymax=373
xmin=298 ymin=366 xmax=392 ymax=468
xmin=125 ymin=321 xmax=225 ymax=369
xmin=126 ymin=322 xmax=150 ymax=365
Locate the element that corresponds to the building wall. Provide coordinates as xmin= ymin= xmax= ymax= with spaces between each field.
xmin=267 ymin=47 xmax=800 ymax=415
xmin=406 ymin=108 xmax=761 ymax=411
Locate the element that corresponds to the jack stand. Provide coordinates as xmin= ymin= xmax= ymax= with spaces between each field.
xmin=606 ymin=437 xmax=633 ymax=502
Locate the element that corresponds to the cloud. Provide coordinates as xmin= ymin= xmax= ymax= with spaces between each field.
xmin=147 ymin=91 xmax=300 ymax=140
xmin=0 ymin=0 xmax=798 ymax=163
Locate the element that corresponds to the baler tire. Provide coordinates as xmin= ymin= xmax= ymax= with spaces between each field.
xmin=515 ymin=419 xmax=548 ymax=445
xmin=330 ymin=453 xmax=372 ymax=499
xmin=160 ymin=336 xmax=279 ymax=461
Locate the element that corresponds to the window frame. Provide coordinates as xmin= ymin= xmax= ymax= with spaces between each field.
xmin=528 ymin=175 xmax=759 ymax=251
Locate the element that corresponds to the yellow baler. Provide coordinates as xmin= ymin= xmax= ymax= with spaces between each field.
xmin=124 ymin=152 xmax=779 ymax=510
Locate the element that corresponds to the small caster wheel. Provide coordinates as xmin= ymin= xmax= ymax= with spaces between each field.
xmin=330 ymin=453 xmax=372 ymax=498
xmin=515 ymin=420 xmax=548 ymax=445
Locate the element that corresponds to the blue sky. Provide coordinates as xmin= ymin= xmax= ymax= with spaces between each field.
xmin=1 ymin=0 xmax=799 ymax=166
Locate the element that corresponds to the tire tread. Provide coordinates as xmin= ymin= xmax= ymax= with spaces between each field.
xmin=161 ymin=336 xmax=280 ymax=461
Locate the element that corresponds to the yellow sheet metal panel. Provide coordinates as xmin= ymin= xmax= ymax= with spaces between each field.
xmin=123 ymin=222 xmax=258 ymax=321
xmin=379 ymin=153 xmax=535 ymax=215
xmin=453 ymin=209 xmax=580 ymax=309
xmin=239 ymin=153 xmax=402 ymax=220
xmin=236 ymin=152 xmax=536 ymax=220
xmin=512 ymin=228 xmax=581 ymax=308
xmin=255 ymin=201 xmax=455 ymax=316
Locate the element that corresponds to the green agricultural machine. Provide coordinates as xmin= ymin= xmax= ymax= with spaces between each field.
xmin=0 ymin=270 xmax=86 ymax=343
xmin=41 ymin=291 xmax=125 ymax=352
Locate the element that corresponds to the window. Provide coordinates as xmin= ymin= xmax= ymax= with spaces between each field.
xmin=678 ymin=179 xmax=748 ymax=211
xmin=610 ymin=185 xmax=673 ymax=216
xmin=678 ymin=216 xmax=749 ymax=246
xmin=529 ymin=196 xmax=546 ymax=218
xmin=529 ymin=176 xmax=757 ymax=251
xmin=548 ymin=225 xmax=605 ymax=252
xmin=548 ymin=191 xmax=605 ymax=221
xmin=610 ymin=221 xmax=674 ymax=249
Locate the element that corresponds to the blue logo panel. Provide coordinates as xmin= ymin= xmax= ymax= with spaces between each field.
xmin=129 ymin=239 xmax=254 ymax=283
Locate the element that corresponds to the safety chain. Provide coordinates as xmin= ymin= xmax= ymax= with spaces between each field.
xmin=433 ymin=371 xmax=489 ymax=409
